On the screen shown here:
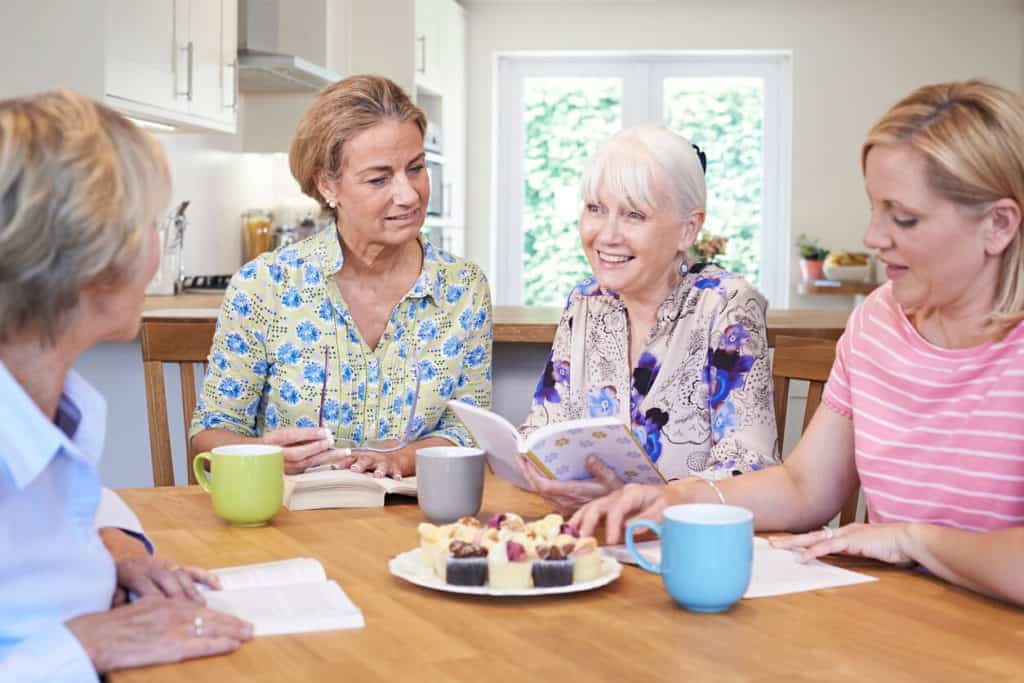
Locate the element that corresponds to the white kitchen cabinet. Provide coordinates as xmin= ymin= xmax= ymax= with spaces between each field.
xmin=414 ymin=0 xmax=443 ymax=94
xmin=105 ymin=0 xmax=180 ymax=112
xmin=439 ymin=0 xmax=466 ymax=233
xmin=416 ymin=0 xmax=466 ymax=255
xmin=105 ymin=0 xmax=237 ymax=132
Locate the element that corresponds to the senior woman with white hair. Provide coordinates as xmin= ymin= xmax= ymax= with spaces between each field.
xmin=516 ymin=125 xmax=779 ymax=514
xmin=0 ymin=90 xmax=251 ymax=679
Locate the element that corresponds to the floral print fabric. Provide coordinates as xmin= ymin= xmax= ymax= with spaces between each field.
xmin=521 ymin=263 xmax=778 ymax=481
xmin=190 ymin=225 xmax=493 ymax=447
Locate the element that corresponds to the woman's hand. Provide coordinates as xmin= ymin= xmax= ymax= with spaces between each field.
xmin=113 ymin=557 xmax=221 ymax=606
xmin=66 ymin=597 xmax=252 ymax=674
xmin=570 ymin=482 xmax=684 ymax=544
xmin=516 ymin=454 xmax=623 ymax=516
xmin=341 ymin=440 xmax=412 ymax=479
xmin=259 ymin=427 xmax=352 ymax=474
xmin=768 ymin=523 xmax=917 ymax=566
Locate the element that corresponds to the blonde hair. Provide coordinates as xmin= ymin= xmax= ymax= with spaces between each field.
xmin=862 ymin=80 xmax=1024 ymax=338
xmin=581 ymin=124 xmax=706 ymax=218
xmin=0 ymin=89 xmax=171 ymax=343
xmin=289 ymin=75 xmax=426 ymax=208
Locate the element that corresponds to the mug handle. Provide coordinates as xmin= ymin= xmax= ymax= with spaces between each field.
xmin=193 ymin=453 xmax=213 ymax=493
xmin=625 ymin=519 xmax=662 ymax=574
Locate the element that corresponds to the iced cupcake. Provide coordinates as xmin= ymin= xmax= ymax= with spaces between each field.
xmin=571 ymin=537 xmax=602 ymax=583
xmin=487 ymin=539 xmax=534 ymax=589
xmin=418 ymin=522 xmax=450 ymax=571
xmin=445 ymin=540 xmax=489 ymax=586
xmin=532 ymin=541 xmax=575 ymax=587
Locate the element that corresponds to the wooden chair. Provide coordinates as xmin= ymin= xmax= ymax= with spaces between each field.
xmin=140 ymin=316 xmax=216 ymax=486
xmin=771 ymin=335 xmax=862 ymax=525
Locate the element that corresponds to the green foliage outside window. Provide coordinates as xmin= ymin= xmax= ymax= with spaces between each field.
xmin=523 ymin=79 xmax=621 ymax=306
xmin=521 ymin=77 xmax=764 ymax=306
xmin=664 ymin=78 xmax=764 ymax=286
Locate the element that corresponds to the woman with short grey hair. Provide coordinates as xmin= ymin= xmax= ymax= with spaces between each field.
xmin=0 ymin=89 xmax=251 ymax=679
xmin=516 ymin=124 xmax=779 ymax=514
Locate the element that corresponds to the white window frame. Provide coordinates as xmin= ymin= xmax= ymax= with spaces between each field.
xmin=492 ymin=51 xmax=793 ymax=308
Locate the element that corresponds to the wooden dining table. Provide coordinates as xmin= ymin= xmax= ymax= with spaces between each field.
xmin=112 ymin=475 xmax=1024 ymax=682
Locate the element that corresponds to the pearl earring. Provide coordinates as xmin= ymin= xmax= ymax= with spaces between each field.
xmin=327 ymin=199 xmax=337 ymax=208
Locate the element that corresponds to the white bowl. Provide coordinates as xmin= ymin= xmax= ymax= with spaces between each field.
xmin=822 ymin=263 xmax=871 ymax=283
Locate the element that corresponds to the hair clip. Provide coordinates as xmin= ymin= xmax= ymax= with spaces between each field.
xmin=691 ymin=143 xmax=707 ymax=173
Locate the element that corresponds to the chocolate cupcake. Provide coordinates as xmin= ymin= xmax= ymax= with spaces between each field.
xmin=531 ymin=542 xmax=574 ymax=587
xmin=445 ymin=540 xmax=488 ymax=586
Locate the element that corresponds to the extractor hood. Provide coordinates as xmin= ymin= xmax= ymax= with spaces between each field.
xmin=237 ymin=0 xmax=341 ymax=93
xmin=238 ymin=50 xmax=340 ymax=92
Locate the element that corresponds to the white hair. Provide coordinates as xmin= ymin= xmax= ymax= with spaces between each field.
xmin=581 ymin=124 xmax=706 ymax=218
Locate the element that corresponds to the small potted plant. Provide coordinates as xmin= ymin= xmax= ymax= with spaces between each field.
xmin=796 ymin=233 xmax=829 ymax=282
xmin=688 ymin=233 xmax=729 ymax=265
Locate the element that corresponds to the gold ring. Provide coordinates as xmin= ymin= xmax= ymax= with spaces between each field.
xmin=167 ymin=564 xmax=181 ymax=572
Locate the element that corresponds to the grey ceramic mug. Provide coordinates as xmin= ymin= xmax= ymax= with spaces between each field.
xmin=416 ymin=446 xmax=486 ymax=524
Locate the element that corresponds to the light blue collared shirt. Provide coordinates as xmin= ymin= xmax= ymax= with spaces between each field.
xmin=0 ymin=362 xmax=116 ymax=683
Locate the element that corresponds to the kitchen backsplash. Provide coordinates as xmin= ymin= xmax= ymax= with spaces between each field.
xmin=154 ymin=132 xmax=318 ymax=279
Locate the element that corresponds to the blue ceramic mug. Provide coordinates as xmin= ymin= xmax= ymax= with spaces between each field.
xmin=626 ymin=504 xmax=754 ymax=612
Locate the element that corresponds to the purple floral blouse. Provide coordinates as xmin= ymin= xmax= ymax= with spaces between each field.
xmin=520 ymin=263 xmax=779 ymax=481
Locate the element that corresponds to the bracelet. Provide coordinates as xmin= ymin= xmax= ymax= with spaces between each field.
xmin=698 ymin=477 xmax=726 ymax=504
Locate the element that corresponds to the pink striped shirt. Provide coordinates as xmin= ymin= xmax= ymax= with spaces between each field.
xmin=823 ymin=283 xmax=1024 ymax=532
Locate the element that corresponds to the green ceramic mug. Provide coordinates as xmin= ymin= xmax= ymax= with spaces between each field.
xmin=193 ymin=444 xmax=284 ymax=526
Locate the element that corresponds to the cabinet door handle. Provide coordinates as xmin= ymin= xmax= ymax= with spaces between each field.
xmin=416 ymin=35 xmax=426 ymax=74
xmin=177 ymin=41 xmax=194 ymax=101
xmin=444 ymin=182 xmax=452 ymax=219
xmin=224 ymin=60 xmax=238 ymax=111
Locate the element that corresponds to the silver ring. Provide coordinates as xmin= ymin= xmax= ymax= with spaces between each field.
xmin=822 ymin=525 xmax=834 ymax=540
xmin=193 ymin=615 xmax=204 ymax=637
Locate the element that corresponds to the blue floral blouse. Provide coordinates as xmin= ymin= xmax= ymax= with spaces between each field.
xmin=520 ymin=263 xmax=779 ymax=481
xmin=190 ymin=225 xmax=493 ymax=447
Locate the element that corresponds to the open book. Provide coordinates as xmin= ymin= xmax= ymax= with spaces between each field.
xmin=203 ymin=558 xmax=364 ymax=636
xmin=447 ymin=400 xmax=665 ymax=490
xmin=284 ymin=467 xmax=417 ymax=510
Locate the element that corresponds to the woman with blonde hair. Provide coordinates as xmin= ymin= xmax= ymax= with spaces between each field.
xmin=191 ymin=75 xmax=492 ymax=478
xmin=574 ymin=80 xmax=1024 ymax=606
xmin=516 ymin=124 xmax=779 ymax=514
xmin=0 ymin=90 xmax=251 ymax=678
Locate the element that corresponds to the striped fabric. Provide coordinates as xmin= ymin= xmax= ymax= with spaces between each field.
xmin=823 ymin=283 xmax=1024 ymax=532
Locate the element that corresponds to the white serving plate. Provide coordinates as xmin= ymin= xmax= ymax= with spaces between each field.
xmin=388 ymin=547 xmax=622 ymax=597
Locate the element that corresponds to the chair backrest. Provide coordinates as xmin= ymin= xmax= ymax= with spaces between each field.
xmin=140 ymin=317 xmax=216 ymax=486
xmin=771 ymin=335 xmax=862 ymax=525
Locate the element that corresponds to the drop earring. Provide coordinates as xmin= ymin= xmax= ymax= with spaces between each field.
xmin=678 ymin=255 xmax=690 ymax=277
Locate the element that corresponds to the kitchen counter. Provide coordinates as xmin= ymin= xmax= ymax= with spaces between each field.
xmin=144 ymin=294 xmax=850 ymax=344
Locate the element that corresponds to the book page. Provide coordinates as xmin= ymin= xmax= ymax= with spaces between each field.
xmin=209 ymin=558 xmax=327 ymax=592
xmin=526 ymin=418 xmax=664 ymax=485
xmin=203 ymin=580 xmax=365 ymax=636
xmin=378 ymin=475 xmax=417 ymax=496
xmin=447 ymin=400 xmax=531 ymax=489
xmin=604 ymin=538 xmax=877 ymax=598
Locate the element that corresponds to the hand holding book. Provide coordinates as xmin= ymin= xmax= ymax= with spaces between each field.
xmin=447 ymin=401 xmax=665 ymax=490
xmin=515 ymin=452 xmax=625 ymax=515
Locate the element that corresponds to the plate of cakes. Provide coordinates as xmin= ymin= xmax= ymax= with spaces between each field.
xmin=388 ymin=512 xmax=622 ymax=596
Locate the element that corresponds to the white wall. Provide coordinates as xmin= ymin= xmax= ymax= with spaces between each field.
xmin=0 ymin=0 xmax=106 ymax=100
xmin=463 ymin=0 xmax=1024 ymax=307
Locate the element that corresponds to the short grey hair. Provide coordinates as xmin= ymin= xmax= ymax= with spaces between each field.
xmin=0 ymin=89 xmax=171 ymax=343
xmin=581 ymin=124 xmax=706 ymax=218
